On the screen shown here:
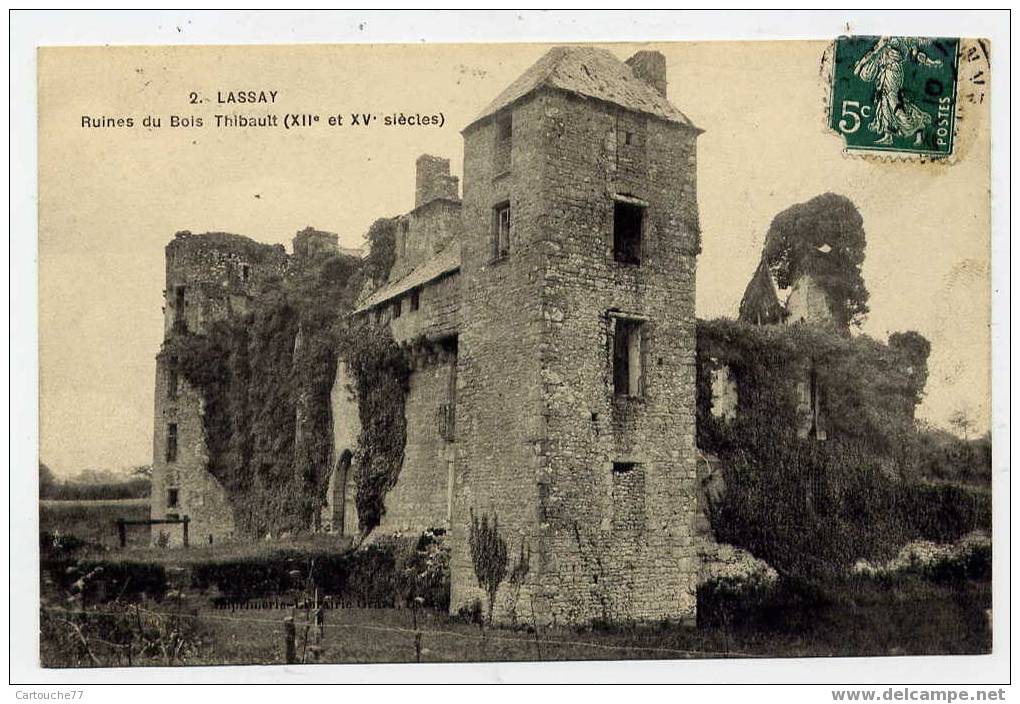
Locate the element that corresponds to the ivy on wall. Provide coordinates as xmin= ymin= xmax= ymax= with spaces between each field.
xmin=695 ymin=318 xmax=988 ymax=581
xmin=337 ymin=323 xmax=410 ymax=536
xmin=165 ymin=221 xmax=403 ymax=540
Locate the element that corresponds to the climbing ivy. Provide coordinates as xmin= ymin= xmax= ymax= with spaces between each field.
xmin=337 ymin=323 xmax=410 ymax=535
xmin=164 ymin=244 xmax=383 ymax=538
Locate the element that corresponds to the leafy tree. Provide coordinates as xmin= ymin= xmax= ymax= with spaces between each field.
xmin=361 ymin=217 xmax=398 ymax=285
xmin=763 ymin=193 xmax=869 ymax=330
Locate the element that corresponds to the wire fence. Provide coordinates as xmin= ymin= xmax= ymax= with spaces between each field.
xmin=40 ymin=602 xmax=764 ymax=666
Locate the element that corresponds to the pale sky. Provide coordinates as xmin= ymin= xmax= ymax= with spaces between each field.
xmin=38 ymin=42 xmax=991 ymax=476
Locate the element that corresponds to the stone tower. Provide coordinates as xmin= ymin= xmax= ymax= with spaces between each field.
xmin=150 ymin=231 xmax=287 ymax=546
xmin=450 ymin=47 xmax=703 ymax=624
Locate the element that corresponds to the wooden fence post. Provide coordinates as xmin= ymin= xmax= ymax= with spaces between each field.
xmin=283 ymin=616 xmax=296 ymax=664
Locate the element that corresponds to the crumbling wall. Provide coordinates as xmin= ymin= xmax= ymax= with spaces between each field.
xmin=150 ymin=357 xmax=235 ymax=546
xmin=152 ymin=232 xmax=288 ymax=545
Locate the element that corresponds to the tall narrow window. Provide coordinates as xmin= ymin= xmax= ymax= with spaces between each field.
xmin=613 ymin=199 xmax=644 ymax=265
xmin=493 ymin=203 xmax=511 ymax=260
xmin=167 ymin=362 xmax=179 ymax=401
xmin=166 ymin=487 xmax=179 ymax=509
xmin=409 ymin=288 xmax=420 ymax=312
xmin=166 ymin=423 xmax=178 ymax=463
xmin=612 ymin=318 xmax=644 ymax=398
xmin=173 ymin=286 xmax=187 ymax=331
xmin=392 ymin=298 xmax=402 ymax=319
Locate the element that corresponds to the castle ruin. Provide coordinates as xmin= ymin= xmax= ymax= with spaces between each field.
xmin=151 ymin=46 xmax=704 ymax=624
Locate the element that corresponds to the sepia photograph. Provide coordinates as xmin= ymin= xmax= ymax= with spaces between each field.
xmin=10 ymin=9 xmax=1008 ymax=690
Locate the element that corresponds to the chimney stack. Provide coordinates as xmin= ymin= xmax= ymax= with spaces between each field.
xmin=415 ymin=154 xmax=460 ymax=208
xmin=625 ymin=50 xmax=668 ymax=98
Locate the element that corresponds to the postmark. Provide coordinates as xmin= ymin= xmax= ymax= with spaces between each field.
xmin=829 ymin=36 xmax=961 ymax=158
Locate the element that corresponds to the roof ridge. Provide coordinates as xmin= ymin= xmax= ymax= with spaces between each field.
xmin=467 ymin=45 xmax=698 ymax=131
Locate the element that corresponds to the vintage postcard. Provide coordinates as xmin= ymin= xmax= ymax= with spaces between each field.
xmin=18 ymin=11 xmax=1004 ymax=686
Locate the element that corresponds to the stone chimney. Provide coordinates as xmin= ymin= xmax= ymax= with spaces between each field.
xmin=625 ymin=50 xmax=667 ymax=98
xmin=415 ymin=154 xmax=460 ymax=208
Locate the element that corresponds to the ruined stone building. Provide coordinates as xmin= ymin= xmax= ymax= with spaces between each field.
xmin=152 ymin=46 xmax=705 ymax=624
xmin=150 ymin=230 xmax=337 ymax=545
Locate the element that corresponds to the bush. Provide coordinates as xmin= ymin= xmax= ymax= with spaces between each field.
xmin=41 ymin=478 xmax=151 ymax=501
xmin=43 ymin=559 xmax=169 ymax=603
xmin=189 ymin=530 xmax=450 ymax=610
xmin=896 ymin=482 xmax=991 ymax=543
xmin=697 ymin=571 xmax=991 ymax=655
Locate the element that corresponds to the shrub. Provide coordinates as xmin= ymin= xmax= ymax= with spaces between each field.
xmin=43 ymin=559 xmax=169 ymax=604
xmin=468 ymin=509 xmax=509 ymax=624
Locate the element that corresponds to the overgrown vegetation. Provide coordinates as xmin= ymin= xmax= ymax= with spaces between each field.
xmin=164 ymin=217 xmax=404 ymax=540
xmin=696 ymin=318 xmax=989 ymax=583
xmin=338 ymin=324 xmax=410 ymax=535
xmin=762 ymin=192 xmax=869 ymax=330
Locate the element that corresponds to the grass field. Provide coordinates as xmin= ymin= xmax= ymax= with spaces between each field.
xmin=41 ymin=576 xmax=991 ymax=667
xmin=40 ymin=498 xmax=150 ymax=548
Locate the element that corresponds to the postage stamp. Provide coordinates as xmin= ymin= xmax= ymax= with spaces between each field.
xmin=829 ymin=36 xmax=960 ymax=157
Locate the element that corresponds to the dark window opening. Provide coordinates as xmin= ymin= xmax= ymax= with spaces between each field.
xmin=612 ymin=461 xmax=637 ymax=473
xmin=623 ymin=131 xmax=635 ymax=146
xmin=166 ymin=423 xmax=178 ymax=463
xmin=167 ymin=487 xmax=179 ymax=509
xmin=392 ymin=298 xmax=402 ymax=319
xmin=241 ymin=264 xmax=250 ymax=282
xmin=375 ymin=308 xmax=384 ymax=325
xmin=167 ymin=365 xmax=179 ymax=401
xmin=173 ymin=286 xmax=187 ymax=331
xmin=613 ymin=318 xmax=644 ymax=397
xmin=410 ymin=289 xmax=420 ymax=312
xmin=493 ymin=203 xmax=511 ymax=259
xmin=613 ymin=200 xmax=644 ymax=265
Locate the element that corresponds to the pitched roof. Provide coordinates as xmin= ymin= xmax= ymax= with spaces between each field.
xmin=467 ymin=46 xmax=698 ymax=130
xmin=354 ymin=243 xmax=460 ymax=313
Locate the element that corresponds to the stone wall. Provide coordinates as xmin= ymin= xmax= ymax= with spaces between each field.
xmin=150 ymin=357 xmax=235 ymax=546
xmin=322 ymin=361 xmax=361 ymax=536
xmin=377 ymin=346 xmax=457 ymax=534
xmin=152 ymin=231 xmax=289 ymax=545
xmin=450 ymin=88 xmax=702 ymax=626
xmin=391 ymin=201 xmax=462 ymax=282
xmin=385 ymin=270 xmax=460 ymax=342
xmin=451 ymin=98 xmax=549 ymax=622
xmin=527 ymin=90 xmax=701 ymax=625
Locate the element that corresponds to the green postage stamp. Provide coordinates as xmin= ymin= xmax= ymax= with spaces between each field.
xmin=829 ymin=36 xmax=960 ymax=157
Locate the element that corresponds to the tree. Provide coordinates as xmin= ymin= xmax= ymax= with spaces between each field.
xmin=763 ymin=193 xmax=869 ymax=329
xmin=361 ymin=217 xmax=398 ymax=285
xmin=39 ymin=462 xmax=56 ymax=498
xmin=948 ymin=409 xmax=977 ymax=442
xmin=888 ymin=330 xmax=932 ymax=406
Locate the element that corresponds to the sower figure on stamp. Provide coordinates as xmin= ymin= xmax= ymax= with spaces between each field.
xmin=854 ymin=37 xmax=943 ymax=146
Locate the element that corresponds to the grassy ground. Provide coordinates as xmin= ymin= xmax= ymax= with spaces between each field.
xmin=89 ymin=533 xmax=354 ymax=564
xmin=40 ymin=498 xmax=150 ymax=549
xmin=40 ymin=575 xmax=991 ymax=667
